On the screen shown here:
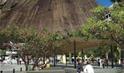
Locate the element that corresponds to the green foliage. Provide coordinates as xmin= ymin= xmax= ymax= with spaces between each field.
xmin=0 ymin=49 xmax=6 ymax=56
xmin=84 ymin=46 xmax=109 ymax=57
xmin=82 ymin=5 xmax=124 ymax=43
xmin=81 ymin=3 xmax=124 ymax=59
xmin=0 ymin=25 xmax=19 ymax=43
xmin=0 ymin=24 xmax=38 ymax=43
xmin=50 ymin=32 xmax=64 ymax=41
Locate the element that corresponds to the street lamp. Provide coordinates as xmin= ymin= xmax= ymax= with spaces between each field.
xmin=104 ymin=11 xmax=112 ymax=22
xmin=73 ymin=40 xmax=76 ymax=68
xmin=110 ymin=45 xmax=114 ymax=68
xmin=104 ymin=11 xmax=115 ymax=68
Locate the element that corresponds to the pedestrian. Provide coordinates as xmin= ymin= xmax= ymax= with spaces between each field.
xmin=84 ymin=61 xmax=94 ymax=73
xmin=102 ymin=59 xmax=105 ymax=68
xmin=99 ymin=58 xmax=102 ymax=68
xmin=77 ymin=59 xmax=83 ymax=73
xmin=105 ymin=58 xmax=109 ymax=68
xmin=19 ymin=58 xmax=22 ymax=65
xmin=97 ymin=59 xmax=100 ymax=66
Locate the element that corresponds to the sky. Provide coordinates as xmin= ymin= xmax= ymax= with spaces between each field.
xmin=96 ymin=0 xmax=113 ymax=7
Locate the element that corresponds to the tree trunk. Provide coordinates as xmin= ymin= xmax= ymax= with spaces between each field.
xmin=32 ymin=62 xmax=38 ymax=70
xmin=32 ymin=64 xmax=35 ymax=70
xmin=32 ymin=57 xmax=41 ymax=70
xmin=43 ymin=54 xmax=46 ymax=64
xmin=105 ymin=52 xmax=109 ymax=59
xmin=25 ymin=56 xmax=30 ymax=71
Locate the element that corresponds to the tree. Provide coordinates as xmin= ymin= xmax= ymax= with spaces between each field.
xmin=0 ymin=24 xmax=20 ymax=43
xmin=20 ymin=30 xmax=52 ymax=70
xmin=0 ymin=24 xmax=71 ymax=70
xmin=81 ymin=3 xmax=124 ymax=61
xmin=0 ymin=25 xmax=53 ymax=70
xmin=82 ymin=5 xmax=124 ymax=43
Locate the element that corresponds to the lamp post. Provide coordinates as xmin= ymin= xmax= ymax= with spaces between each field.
xmin=53 ymin=51 xmax=56 ymax=67
xmin=121 ymin=48 xmax=124 ymax=67
xmin=53 ymin=44 xmax=56 ymax=67
xmin=104 ymin=10 xmax=112 ymax=22
xmin=82 ymin=49 xmax=84 ymax=62
xmin=110 ymin=45 xmax=114 ymax=68
xmin=104 ymin=10 xmax=114 ymax=68
xmin=73 ymin=40 xmax=76 ymax=68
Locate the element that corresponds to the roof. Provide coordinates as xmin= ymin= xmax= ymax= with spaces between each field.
xmin=54 ymin=37 xmax=115 ymax=54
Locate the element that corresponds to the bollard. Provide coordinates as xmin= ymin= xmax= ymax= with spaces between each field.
xmin=13 ymin=69 xmax=15 ymax=73
xmin=0 ymin=71 xmax=3 ymax=73
xmin=20 ymin=67 xmax=22 ymax=71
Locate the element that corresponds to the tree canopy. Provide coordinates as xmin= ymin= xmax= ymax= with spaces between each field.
xmin=82 ymin=4 xmax=124 ymax=46
xmin=80 ymin=3 xmax=124 ymax=60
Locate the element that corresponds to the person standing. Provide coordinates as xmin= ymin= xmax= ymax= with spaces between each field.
xmin=77 ymin=59 xmax=83 ymax=73
xmin=105 ymin=58 xmax=109 ymax=68
xmin=97 ymin=59 xmax=100 ymax=66
xmin=102 ymin=59 xmax=105 ymax=68
xmin=99 ymin=58 xmax=102 ymax=68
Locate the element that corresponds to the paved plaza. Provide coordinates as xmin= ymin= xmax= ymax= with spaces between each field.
xmin=0 ymin=64 xmax=123 ymax=73
xmin=0 ymin=64 xmax=25 ymax=71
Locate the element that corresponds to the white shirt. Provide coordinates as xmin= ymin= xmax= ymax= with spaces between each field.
xmin=84 ymin=64 xmax=94 ymax=73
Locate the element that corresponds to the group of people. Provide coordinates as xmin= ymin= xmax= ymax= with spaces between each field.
xmin=77 ymin=59 xmax=94 ymax=73
xmin=97 ymin=58 xmax=109 ymax=68
xmin=76 ymin=58 xmax=110 ymax=73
